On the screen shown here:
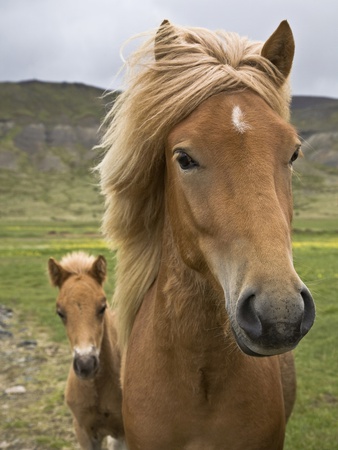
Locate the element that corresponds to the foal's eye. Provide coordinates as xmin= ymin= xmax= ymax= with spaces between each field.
xmin=290 ymin=146 xmax=301 ymax=165
xmin=98 ymin=304 xmax=107 ymax=316
xmin=174 ymin=150 xmax=199 ymax=170
xmin=56 ymin=309 xmax=66 ymax=321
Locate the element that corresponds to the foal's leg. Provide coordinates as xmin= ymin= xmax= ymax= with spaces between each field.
xmin=73 ymin=418 xmax=103 ymax=450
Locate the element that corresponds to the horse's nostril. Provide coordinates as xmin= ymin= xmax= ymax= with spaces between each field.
xmin=235 ymin=284 xmax=316 ymax=352
xmin=92 ymin=355 xmax=99 ymax=371
xmin=73 ymin=357 xmax=81 ymax=375
xmin=236 ymin=293 xmax=262 ymax=340
xmin=300 ymin=286 xmax=316 ymax=335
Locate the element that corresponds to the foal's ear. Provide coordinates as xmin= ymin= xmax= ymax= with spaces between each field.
xmin=261 ymin=20 xmax=295 ymax=79
xmin=48 ymin=258 xmax=70 ymax=288
xmin=90 ymin=255 xmax=107 ymax=285
xmin=154 ymin=19 xmax=178 ymax=61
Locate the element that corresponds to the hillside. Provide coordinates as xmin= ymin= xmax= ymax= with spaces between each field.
xmin=0 ymin=80 xmax=108 ymax=125
xmin=0 ymin=80 xmax=337 ymax=222
xmin=291 ymin=95 xmax=338 ymax=169
xmin=0 ymin=81 xmax=115 ymax=221
xmin=0 ymin=81 xmax=118 ymax=172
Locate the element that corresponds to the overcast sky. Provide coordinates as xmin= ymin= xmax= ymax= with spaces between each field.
xmin=1 ymin=0 xmax=337 ymax=98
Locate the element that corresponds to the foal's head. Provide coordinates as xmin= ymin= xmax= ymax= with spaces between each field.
xmin=48 ymin=252 xmax=108 ymax=379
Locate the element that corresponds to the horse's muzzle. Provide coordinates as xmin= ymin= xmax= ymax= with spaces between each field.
xmin=234 ymin=284 xmax=315 ymax=356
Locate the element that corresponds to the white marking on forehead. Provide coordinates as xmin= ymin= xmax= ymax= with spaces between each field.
xmin=232 ymin=105 xmax=250 ymax=134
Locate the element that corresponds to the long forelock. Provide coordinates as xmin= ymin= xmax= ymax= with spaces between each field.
xmin=97 ymin=23 xmax=292 ymax=349
xmin=59 ymin=252 xmax=96 ymax=275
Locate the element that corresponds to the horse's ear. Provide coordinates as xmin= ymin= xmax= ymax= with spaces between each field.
xmin=48 ymin=258 xmax=70 ymax=288
xmin=90 ymin=255 xmax=107 ymax=285
xmin=261 ymin=20 xmax=295 ymax=79
xmin=154 ymin=19 xmax=178 ymax=61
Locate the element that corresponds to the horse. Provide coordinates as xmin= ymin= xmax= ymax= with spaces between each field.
xmin=48 ymin=252 xmax=126 ymax=450
xmin=97 ymin=20 xmax=316 ymax=449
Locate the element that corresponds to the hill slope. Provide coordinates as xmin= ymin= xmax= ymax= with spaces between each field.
xmin=0 ymin=80 xmax=107 ymax=125
xmin=0 ymin=81 xmax=113 ymax=220
xmin=0 ymin=81 xmax=337 ymax=221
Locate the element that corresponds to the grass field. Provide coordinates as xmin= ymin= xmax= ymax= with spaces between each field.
xmin=0 ymin=218 xmax=337 ymax=449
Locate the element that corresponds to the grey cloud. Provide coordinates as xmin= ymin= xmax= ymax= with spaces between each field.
xmin=0 ymin=0 xmax=337 ymax=97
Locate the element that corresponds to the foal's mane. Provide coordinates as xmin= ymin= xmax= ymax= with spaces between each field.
xmin=59 ymin=251 xmax=96 ymax=275
xmin=98 ymin=22 xmax=292 ymax=348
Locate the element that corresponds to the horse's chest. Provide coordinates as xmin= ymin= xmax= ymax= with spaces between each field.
xmin=123 ymin=294 xmax=285 ymax=449
xmin=123 ymin=344 xmax=285 ymax=450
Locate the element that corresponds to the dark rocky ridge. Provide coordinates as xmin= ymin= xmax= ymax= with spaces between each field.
xmin=0 ymin=80 xmax=337 ymax=172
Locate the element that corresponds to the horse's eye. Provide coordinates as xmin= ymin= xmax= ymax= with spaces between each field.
xmin=290 ymin=147 xmax=300 ymax=164
xmin=174 ymin=150 xmax=199 ymax=170
xmin=98 ymin=304 xmax=107 ymax=316
xmin=56 ymin=309 xmax=66 ymax=321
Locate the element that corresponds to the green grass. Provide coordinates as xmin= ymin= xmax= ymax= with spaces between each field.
xmin=294 ymin=217 xmax=338 ymax=232
xmin=0 ymin=167 xmax=105 ymax=222
xmin=284 ymin=229 xmax=338 ymax=449
xmin=0 ymin=219 xmax=337 ymax=448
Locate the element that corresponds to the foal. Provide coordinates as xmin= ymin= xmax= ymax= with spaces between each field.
xmin=48 ymin=252 xmax=125 ymax=450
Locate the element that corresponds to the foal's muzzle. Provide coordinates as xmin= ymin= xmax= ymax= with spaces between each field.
xmin=73 ymin=350 xmax=99 ymax=379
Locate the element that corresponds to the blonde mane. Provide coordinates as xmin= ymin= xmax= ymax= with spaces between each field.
xmin=97 ymin=22 xmax=292 ymax=348
xmin=59 ymin=251 xmax=96 ymax=275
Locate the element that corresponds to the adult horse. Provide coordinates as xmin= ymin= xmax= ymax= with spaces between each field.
xmin=98 ymin=20 xmax=315 ymax=449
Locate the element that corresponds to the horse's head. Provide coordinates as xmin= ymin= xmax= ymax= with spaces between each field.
xmin=97 ymin=19 xmax=315 ymax=352
xmin=164 ymin=22 xmax=315 ymax=357
xmin=48 ymin=252 xmax=108 ymax=378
